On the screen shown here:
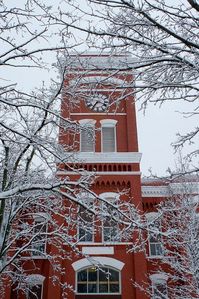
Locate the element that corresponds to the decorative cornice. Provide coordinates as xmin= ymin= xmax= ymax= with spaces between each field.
xmin=56 ymin=171 xmax=141 ymax=176
xmin=63 ymin=152 xmax=142 ymax=163
xmin=64 ymin=53 xmax=136 ymax=70
xmin=142 ymin=186 xmax=169 ymax=197
xmin=142 ymin=182 xmax=199 ymax=197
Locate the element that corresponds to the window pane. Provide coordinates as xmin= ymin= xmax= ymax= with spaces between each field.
xmin=78 ymin=228 xmax=92 ymax=242
xmin=78 ymin=206 xmax=93 ymax=242
xmin=104 ymin=226 xmax=120 ymax=242
xmin=77 ymin=283 xmax=87 ymax=293
xmin=153 ymin=283 xmax=167 ymax=298
xmin=81 ymin=126 xmax=95 ymax=152
xmin=109 ymin=269 xmax=119 ymax=282
xmin=78 ymin=270 xmax=87 ymax=282
xmin=110 ymin=283 xmax=119 ymax=293
xmin=88 ymin=283 xmax=97 ymax=293
xmin=102 ymin=127 xmax=115 ymax=152
xmin=99 ymin=283 xmax=108 ymax=293
xmin=28 ymin=285 xmax=42 ymax=299
xmin=88 ymin=268 xmax=97 ymax=282
xmin=32 ymin=222 xmax=46 ymax=256
xmin=99 ymin=268 xmax=108 ymax=282
xmin=150 ymin=242 xmax=162 ymax=256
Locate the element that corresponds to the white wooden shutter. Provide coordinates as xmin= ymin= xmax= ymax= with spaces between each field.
xmin=81 ymin=125 xmax=95 ymax=152
xmin=102 ymin=126 xmax=116 ymax=152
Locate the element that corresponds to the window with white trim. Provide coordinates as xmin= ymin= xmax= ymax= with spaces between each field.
xmin=31 ymin=214 xmax=48 ymax=257
xmin=100 ymin=120 xmax=117 ymax=152
xmin=100 ymin=193 xmax=121 ymax=243
xmin=26 ymin=274 xmax=45 ymax=299
xmin=79 ymin=119 xmax=96 ymax=152
xmin=77 ymin=267 xmax=120 ymax=294
xmin=146 ymin=212 xmax=163 ymax=257
xmin=77 ymin=193 xmax=94 ymax=243
xmin=150 ymin=274 xmax=168 ymax=299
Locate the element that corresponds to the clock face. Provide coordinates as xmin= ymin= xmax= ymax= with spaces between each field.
xmin=86 ymin=94 xmax=109 ymax=112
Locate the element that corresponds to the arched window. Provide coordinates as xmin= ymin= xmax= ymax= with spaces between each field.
xmin=77 ymin=267 xmax=120 ymax=294
xmin=100 ymin=119 xmax=117 ymax=152
xmin=79 ymin=119 xmax=96 ymax=152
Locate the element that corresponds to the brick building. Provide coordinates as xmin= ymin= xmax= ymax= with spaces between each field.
xmin=5 ymin=54 xmax=199 ymax=299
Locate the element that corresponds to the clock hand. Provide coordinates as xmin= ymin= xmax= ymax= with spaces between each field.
xmin=92 ymin=100 xmax=100 ymax=110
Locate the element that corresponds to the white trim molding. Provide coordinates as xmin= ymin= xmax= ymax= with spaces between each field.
xmin=70 ymin=76 xmax=129 ymax=86
xmin=57 ymin=171 xmax=141 ymax=176
xmin=100 ymin=119 xmax=118 ymax=126
xmin=82 ymin=247 xmax=114 ymax=255
xmin=142 ymin=186 xmax=169 ymax=197
xmin=142 ymin=182 xmax=199 ymax=197
xmin=72 ymin=257 xmax=125 ymax=271
xmin=25 ymin=274 xmax=45 ymax=285
xmin=79 ymin=119 xmax=96 ymax=125
xmin=150 ymin=273 xmax=168 ymax=283
xmin=64 ymin=152 xmax=142 ymax=163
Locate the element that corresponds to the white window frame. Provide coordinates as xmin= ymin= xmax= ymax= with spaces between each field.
xmin=76 ymin=266 xmax=121 ymax=295
xmin=150 ymin=273 xmax=168 ymax=299
xmin=31 ymin=213 xmax=48 ymax=258
xmin=77 ymin=192 xmax=95 ymax=244
xmin=79 ymin=119 xmax=96 ymax=152
xmin=100 ymin=192 xmax=121 ymax=243
xmin=146 ymin=212 xmax=163 ymax=258
xmin=26 ymin=274 xmax=45 ymax=299
xmin=100 ymin=119 xmax=117 ymax=152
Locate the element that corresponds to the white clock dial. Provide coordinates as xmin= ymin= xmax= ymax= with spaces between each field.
xmin=86 ymin=94 xmax=109 ymax=112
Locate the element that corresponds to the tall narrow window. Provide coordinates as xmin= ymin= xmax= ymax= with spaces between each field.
xmin=78 ymin=206 xmax=93 ymax=242
xmin=150 ymin=274 xmax=168 ymax=299
xmin=146 ymin=212 xmax=163 ymax=257
xmin=100 ymin=193 xmax=121 ymax=243
xmin=31 ymin=214 xmax=48 ymax=257
xmin=100 ymin=120 xmax=117 ymax=152
xmin=77 ymin=193 xmax=94 ymax=243
xmin=79 ymin=119 xmax=96 ymax=152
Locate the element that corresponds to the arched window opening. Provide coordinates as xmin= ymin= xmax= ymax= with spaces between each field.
xmin=77 ymin=267 xmax=120 ymax=294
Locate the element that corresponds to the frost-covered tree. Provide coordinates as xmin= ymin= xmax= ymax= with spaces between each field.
xmin=61 ymin=0 xmax=199 ymax=173
xmin=0 ymin=2 xmax=145 ymax=296
xmin=145 ymin=181 xmax=199 ymax=299
xmin=0 ymin=0 xmax=94 ymax=293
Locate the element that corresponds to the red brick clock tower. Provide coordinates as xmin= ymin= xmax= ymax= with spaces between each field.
xmin=58 ymin=53 xmax=148 ymax=299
